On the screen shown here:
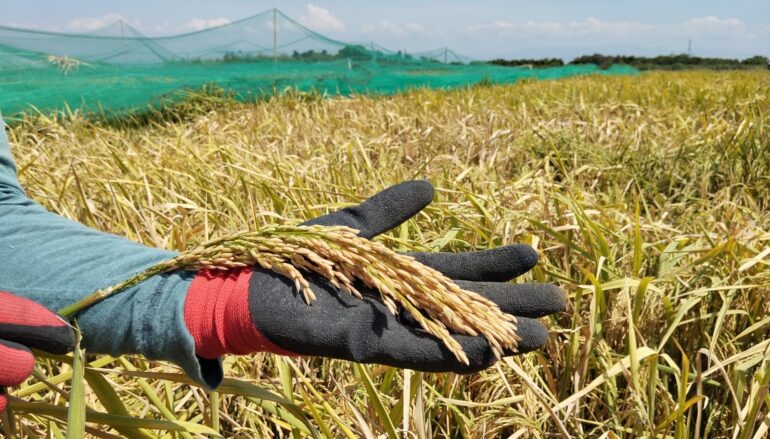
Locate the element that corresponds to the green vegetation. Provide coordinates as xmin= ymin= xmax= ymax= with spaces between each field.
xmin=492 ymin=54 xmax=770 ymax=71
xmin=489 ymin=58 xmax=566 ymax=68
xmin=570 ymin=53 xmax=770 ymax=70
xmin=2 ymin=70 xmax=769 ymax=437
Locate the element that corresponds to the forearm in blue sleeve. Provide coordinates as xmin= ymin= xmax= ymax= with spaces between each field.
xmin=0 ymin=117 xmax=223 ymax=390
xmin=0 ymin=117 xmax=23 ymax=196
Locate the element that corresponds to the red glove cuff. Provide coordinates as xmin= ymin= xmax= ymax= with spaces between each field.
xmin=183 ymin=268 xmax=295 ymax=359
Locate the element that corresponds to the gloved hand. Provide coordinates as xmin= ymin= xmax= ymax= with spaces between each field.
xmin=0 ymin=291 xmax=76 ymax=412
xmin=184 ymin=181 xmax=566 ymax=373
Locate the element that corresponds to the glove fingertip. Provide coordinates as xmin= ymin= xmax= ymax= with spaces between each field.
xmin=534 ymin=283 xmax=568 ymax=315
xmin=52 ymin=325 xmax=78 ymax=355
xmin=512 ymin=318 xmax=549 ymax=354
xmin=510 ymin=243 xmax=539 ymax=273
xmin=405 ymin=180 xmax=435 ymax=205
xmin=376 ymin=179 xmax=434 ymax=220
xmin=302 ymin=180 xmax=434 ymax=239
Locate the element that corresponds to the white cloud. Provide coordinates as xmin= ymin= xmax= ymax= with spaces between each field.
xmin=68 ymin=14 xmax=127 ymax=32
xmin=683 ymin=16 xmax=747 ymax=36
xmin=467 ymin=20 xmax=567 ymax=37
xmin=463 ymin=15 xmax=769 ymax=58
xmin=153 ymin=22 xmax=170 ymax=34
xmin=520 ymin=20 xmax=563 ymax=36
xmin=380 ymin=20 xmax=407 ymax=36
xmin=468 ymin=17 xmax=649 ymax=38
xmin=468 ymin=21 xmax=517 ymax=33
xmin=403 ymin=22 xmax=425 ymax=33
xmin=184 ymin=17 xmax=231 ymax=32
xmin=362 ymin=20 xmax=430 ymax=37
xmin=568 ymin=17 xmax=651 ymax=36
xmin=299 ymin=4 xmax=345 ymax=32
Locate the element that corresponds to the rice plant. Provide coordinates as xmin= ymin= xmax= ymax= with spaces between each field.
xmin=2 ymin=70 xmax=768 ymax=438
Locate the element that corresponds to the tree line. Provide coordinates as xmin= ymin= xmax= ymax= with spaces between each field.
xmin=489 ymin=54 xmax=770 ymax=70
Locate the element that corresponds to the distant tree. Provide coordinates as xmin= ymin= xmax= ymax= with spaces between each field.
xmin=489 ymin=58 xmax=564 ymax=68
xmin=568 ymin=53 xmax=769 ymax=70
xmin=337 ymin=45 xmax=371 ymax=60
xmin=741 ymin=55 xmax=768 ymax=65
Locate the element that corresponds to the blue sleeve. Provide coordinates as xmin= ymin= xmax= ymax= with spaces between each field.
xmin=0 ymin=117 xmax=223 ymax=390
xmin=0 ymin=117 xmax=23 ymax=195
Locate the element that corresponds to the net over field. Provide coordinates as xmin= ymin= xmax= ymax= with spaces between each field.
xmin=0 ymin=9 xmax=637 ymax=116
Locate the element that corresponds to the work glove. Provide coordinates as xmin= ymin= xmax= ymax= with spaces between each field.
xmin=184 ymin=181 xmax=567 ymax=373
xmin=0 ymin=291 xmax=76 ymax=412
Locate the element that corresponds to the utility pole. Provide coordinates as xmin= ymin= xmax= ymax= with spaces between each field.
xmin=687 ymin=39 xmax=692 ymax=56
xmin=273 ymin=8 xmax=277 ymax=62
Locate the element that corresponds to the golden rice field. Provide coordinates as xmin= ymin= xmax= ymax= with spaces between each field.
xmin=2 ymin=70 xmax=769 ymax=438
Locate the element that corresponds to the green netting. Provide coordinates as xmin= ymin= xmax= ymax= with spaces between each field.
xmin=0 ymin=9 xmax=638 ymax=116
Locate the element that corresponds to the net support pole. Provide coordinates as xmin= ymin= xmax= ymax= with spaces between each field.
xmin=120 ymin=20 xmax=127 ymax=64
xmin=272 ymin=8 xmax=277 ymax=62
xmin=371 ymin=42 xmax=376 ymax=64
xmin=444 ymin=47 xmax=448 ymax=64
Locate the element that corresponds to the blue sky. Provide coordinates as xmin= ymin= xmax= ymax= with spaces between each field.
xmin=1 ymin=1 xmax=768 ymax=59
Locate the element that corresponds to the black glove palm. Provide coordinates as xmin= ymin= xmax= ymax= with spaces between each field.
xmin=248 ymin=181 xmax=566 ymax=372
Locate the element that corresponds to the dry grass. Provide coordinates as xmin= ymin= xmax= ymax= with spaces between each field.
xmin=2 ymin=70 xmax=769 ymax=438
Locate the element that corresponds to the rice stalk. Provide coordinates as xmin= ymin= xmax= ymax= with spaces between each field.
xmin=8 ymin=71 xmax=768 ymax=437
xmin=59 ymin=224 xmax=519 ymax=364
